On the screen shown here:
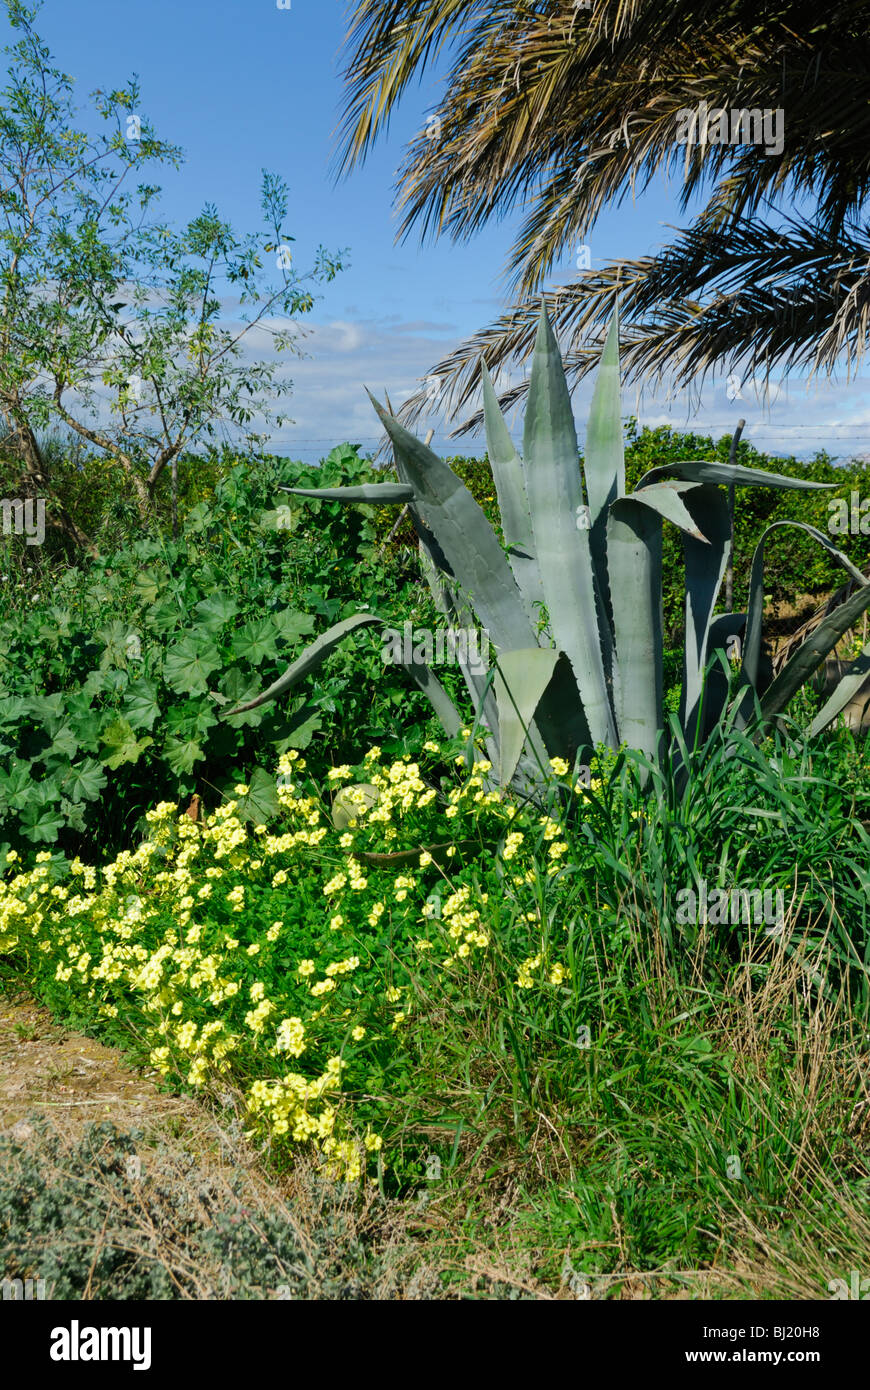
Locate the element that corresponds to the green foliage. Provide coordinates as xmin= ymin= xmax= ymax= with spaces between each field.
xmin=0 ymin=445 xmax=449 ymax=858
xmin=265 ymin=308 xmax=857 ymax=782
xmin=3 ymin=724 xmax=868 ymax=1293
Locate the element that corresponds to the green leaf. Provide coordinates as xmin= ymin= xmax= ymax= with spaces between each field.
xmin=133 ymin=570 xmax=161 ymax=605
xmin=100 ymin=718 xmax=154 ymax=770
xmin=493 ymin=648 xmax=562 ymax=787
xmin=271 ymin=609 xmax=317 ymax=644
xmin=164 ymin=736 xmax=205 ymax=776
xmin=259 ymin=505 xmax=298 ymax=534
xmin=0 ymin=760 xmax=36 ymax=811
xmin=233 ymin=766 xmax=280 ymax=824
xmin=218 ymin=669 xmax=266 ymax=728
xmin=523 ymin=306 xmax=615 ymax=746
xmin=166 ymin=699 xmax=219 ymax=742
xmin=25 ymin=693 xmax=65 ymax=736
xmin=194 ymin=595 xmax=240 ymax=634
xmin=124 ymin=679 xmax=161 ymax=732
xmin=59 ymin=798 xmax=88 ymax=833
xmin=164 ymin=636 xmax=221 ymax=695
xmin=272 ymin=701 xmax=322 ymax=752
xmin=230 ymin=618 xmax=280 ymax=666
xmin=48 ymin=725 xmax=79 ymax=760
xmin=19 ymin=804 xmax=65 ymax=844
xmin=148 ymin=599 xmax=185 ymax=636
xmin=97 ymin=619 xmax=133 ymax=669
xmin=63 ymin=759 xmax=107 ymax=804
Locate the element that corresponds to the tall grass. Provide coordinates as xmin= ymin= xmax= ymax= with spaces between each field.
xmin=384 ymin=723 xmax=870 ymax=1296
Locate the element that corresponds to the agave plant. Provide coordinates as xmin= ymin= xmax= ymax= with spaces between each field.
xmin=224 ymin=306 xmax=870 ymax=788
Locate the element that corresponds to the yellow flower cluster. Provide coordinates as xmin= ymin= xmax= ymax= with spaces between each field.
xmin=0 ymin=743 xmax=574 ymax=1178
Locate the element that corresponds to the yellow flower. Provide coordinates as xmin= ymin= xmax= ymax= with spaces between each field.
xmin=549 ymin=757 xmax=570 ymax=777
xmin=297 ymin=959 xmax=316 ymax=978
xmin=548 ymin=963 xmax=567 ymax=985
xmin=351 ymin=1026 xmax=366 ymax=1041
xmin=516 ymin=953 xmax=542 ymax=989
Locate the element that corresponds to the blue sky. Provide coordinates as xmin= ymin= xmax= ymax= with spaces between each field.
xmin=17 ymin=0 xmax=870 ymax=462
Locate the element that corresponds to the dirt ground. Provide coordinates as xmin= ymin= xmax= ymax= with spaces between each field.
xmin=0 ymin=989 xmax=197 ymax=1140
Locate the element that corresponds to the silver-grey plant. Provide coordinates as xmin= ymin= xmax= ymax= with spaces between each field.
xmin=226 ymin=306 xmax=870 ymax=787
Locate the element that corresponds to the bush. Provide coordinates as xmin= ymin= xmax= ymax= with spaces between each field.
xmin=0 ymin=445 xmax=451 ymax=860
xmin=0 ymin=1120 xmax=416 ymax=1300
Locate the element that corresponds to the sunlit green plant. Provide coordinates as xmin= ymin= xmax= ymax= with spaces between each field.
xmin=230 ymin=308 xmax=870 ymax=785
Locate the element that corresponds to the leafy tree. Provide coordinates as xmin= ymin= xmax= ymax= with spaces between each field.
xmin=337 ymin=0 xmax=869 ymax=427
xmin=0 ymin=1 xmax=344 ymax=547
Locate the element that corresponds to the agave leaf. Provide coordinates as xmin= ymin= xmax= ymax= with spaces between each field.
xmin=697 ymin=612 xmax=748 ymax=742
xmin=808 ymin=645 xmax=870 ymax=737
xmin=759 ymin=581 xmax=870 ymax=723
xmin=584 ymin=309 xmax=625 ymax=626
xmin=523 ymin=307 xmax=616 ymax=746
xmin=607 ymin=483 xmax=720 ymax=754
xmin=481 ymin=360 xmax=545 ymax=624
xmin=368 ymin=392 xmax=537 ymax=653
xmin=679 ymin=486 xmax=731 ymax=747
xmin=525 ymin=651 xmax=593 ymax=767
xmin=738 ymin=520 xmax=869 ymax=726
xmin=622 ymin=479 xmax=709 ymax=541
xmin=636 ymin=460 xmax=833 ymax=492
xmin=382 ymin=424 xmax=454 ymax=577
xmin=222 ymin=614 xmax=382 ymax=715
xmin=607 ymin=498 xmax=663 ymax=755
xmin=481 ymin=361 xmax=533 ymax=552
xmin=492 ymin=648 xmax=562 ymax=787
xmin=417 ymin=542 xmax=500 ymax=761
xmin=403 ymin=655 xmax=465 ymax=738
xmin=280 ymin=483 xmax=414 ymax=504
xmin=221 ymin=608 xmax=467 ymax=740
